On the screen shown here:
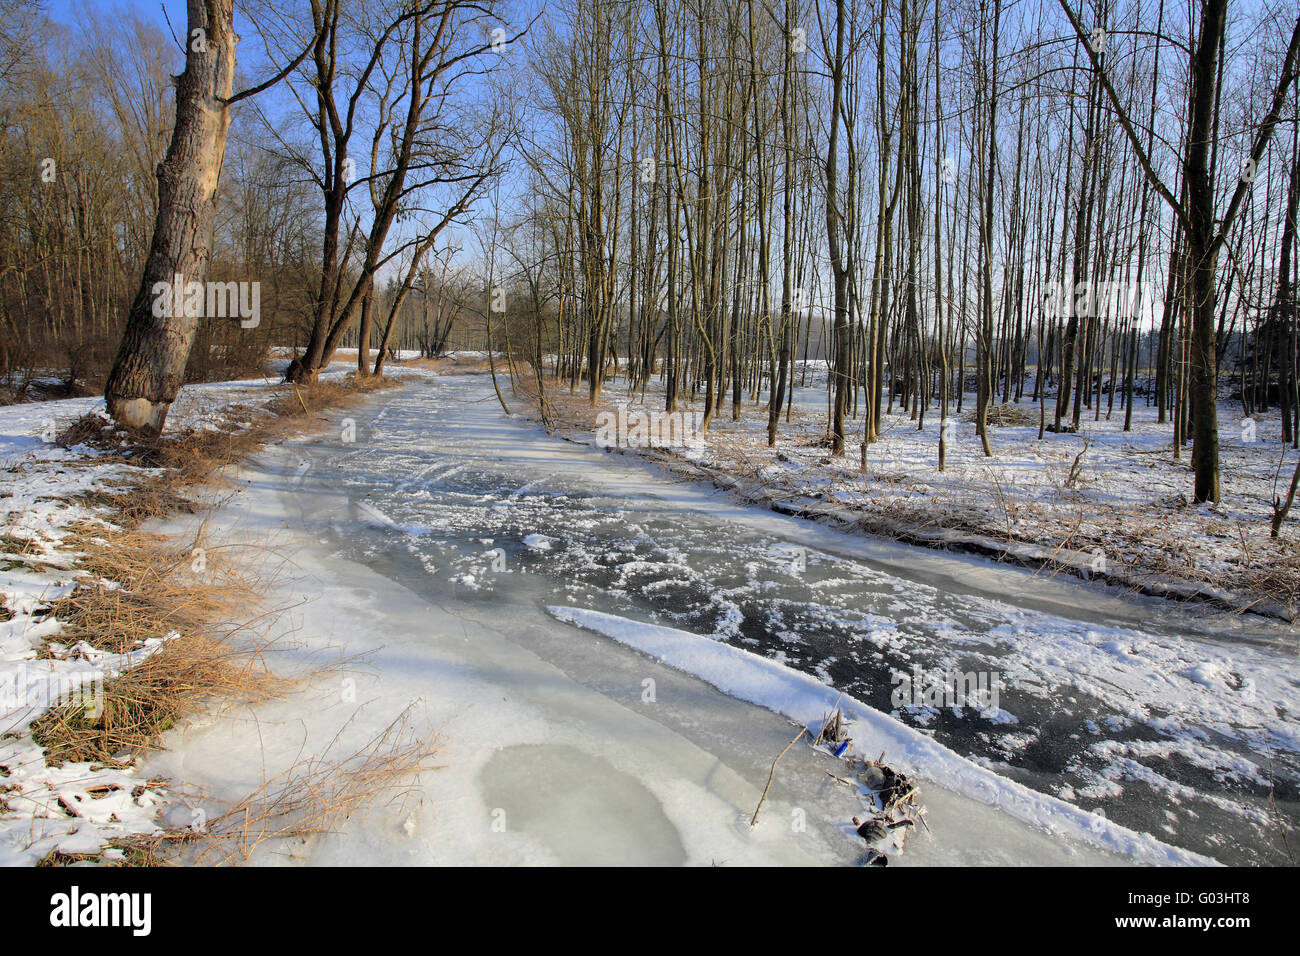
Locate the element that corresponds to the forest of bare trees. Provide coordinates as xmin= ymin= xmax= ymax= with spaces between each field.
xmin=2 ymin=0 xmax=1299 ymax=508
xmin=493 ymin=0 xmax=1300 ymax=510
xmin=6 ymin=0 xmax=1300 ymax=879
xmin=0 ymin=0 xmax=513 ymax=405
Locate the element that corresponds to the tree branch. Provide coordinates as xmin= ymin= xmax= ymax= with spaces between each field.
xmin=1056 ymin=0 xmax=1188 ymax=235
xmin=1210 ymin=14 xmax=1300 ymax=259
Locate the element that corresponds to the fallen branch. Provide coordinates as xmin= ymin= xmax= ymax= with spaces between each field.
xmin=750 ymin=727 xmax=807 ymax=828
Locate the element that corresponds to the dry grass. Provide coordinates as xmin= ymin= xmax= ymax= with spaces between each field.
xmin=30 ymin=526 xmax=285 ymax=766
xmin=398 ymin=355 xmax=499 ymax=375
xmin=42 ymin=527 xmax=238 ymax=652
xmin=32 ymin=633 xmax=284 ymax=767
xmin=534 ymin=382 xmax=616 ymax=433
xmin=72 ymin=476 xmax=199 ymax=530
xmin=262 ymin=372 xmax=400 ymax=421
xmin=48 ymin=709 xmax=440 ymax=867
xmin=143 ymin=427 xmax=267 ymax=481
xmin=184 ymin=709 xmax=437 ymax=866
xmin=1235 ymin=548 xmax=1300 ymax=612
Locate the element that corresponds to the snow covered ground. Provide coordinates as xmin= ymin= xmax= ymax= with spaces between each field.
xmin=0 ymin=376 xmax=290 ymax=863
xmin=0 ymin=362 xmax=367 ymax=864
xmin=3 ymin=368 xmax=1294 ymax=865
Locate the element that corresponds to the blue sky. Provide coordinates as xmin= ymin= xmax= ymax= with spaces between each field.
xmin=44 ymin=0 xmax=265 ymax=38
xmin=35 ymin=0 xmax=531 ymax=275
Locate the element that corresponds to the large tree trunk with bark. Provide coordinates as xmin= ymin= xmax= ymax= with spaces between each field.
xmin=824 ymin=0 xmax=850 ymax=456
xmin=104 ymin=0 xmax=236 ymax=434
xmin=1184 ymin=0 xmax=1226 ymax=503
xmin=1272 ymin=128 xmax=1300 ymax=446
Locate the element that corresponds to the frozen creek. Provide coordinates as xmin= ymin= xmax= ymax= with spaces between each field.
xmin=152 ymin=373 xmax=1297 ymax=866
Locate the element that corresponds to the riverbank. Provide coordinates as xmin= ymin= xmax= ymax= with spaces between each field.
xmin=0 ymin=367 xmax=407 ymax=864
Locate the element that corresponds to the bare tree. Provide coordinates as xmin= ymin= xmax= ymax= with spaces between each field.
xmin=1058 ymin=0 xmax=1300 ymax=502
xmin=104 ymin=0 xmax=318 ymax=432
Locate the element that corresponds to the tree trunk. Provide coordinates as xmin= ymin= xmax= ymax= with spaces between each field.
xmin=824 ymin=0 xmax=850 ymax=455
xmin=1185 ymin=0 xmax=1226 ymax=503
xmin=104 ymin=0 xmax=236 ymax=433
xmin=357 ymin=285 xmax=373 ymax=376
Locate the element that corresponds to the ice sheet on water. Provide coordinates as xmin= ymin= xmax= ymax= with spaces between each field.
xmin=547 ymin=604 xmax=1212 ymax=866
xmin=289 ymin=375 xmax=1296 ymax=864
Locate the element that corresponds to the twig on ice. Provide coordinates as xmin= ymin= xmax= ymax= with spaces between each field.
xmin=750 ymin=727 xmax=807 ymax=828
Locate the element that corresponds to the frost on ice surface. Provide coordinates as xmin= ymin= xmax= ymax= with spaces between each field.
xmin=522 ymin=533 xmax=558 ymax=551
